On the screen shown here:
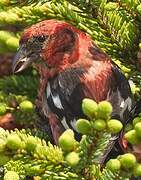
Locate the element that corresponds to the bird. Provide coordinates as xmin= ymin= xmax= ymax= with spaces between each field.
xmin=12 ymin=19 xmax=137 ymax=160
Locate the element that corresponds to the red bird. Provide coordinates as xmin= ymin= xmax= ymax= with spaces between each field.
xmin=12 ymin=20 xmax=134 ymax=149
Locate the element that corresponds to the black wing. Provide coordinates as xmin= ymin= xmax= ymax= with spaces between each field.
xmin=45 ymin=67 xmax=85 ymax=137
xmin=45 ymin=64 xmax=133 ymax=135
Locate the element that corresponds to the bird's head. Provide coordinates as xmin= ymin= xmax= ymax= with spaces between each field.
xmin=12 ymin=20 xmax=84 ymax=74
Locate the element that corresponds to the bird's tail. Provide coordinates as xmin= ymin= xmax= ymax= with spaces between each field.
xmin=126 ymin=99 xmax=141 ymax=124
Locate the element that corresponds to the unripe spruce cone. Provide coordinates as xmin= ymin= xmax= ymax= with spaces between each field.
xmin=134 ymin=122 xmax=141 ymax=138
xmin=62 ymin=129 xmax=74 ymax=137
xmin=97 ymin=101 xmax=112 ymax=119
xmin=82 ymin=98 xmax=98 ymax=118
xmin=118 ymin=153 xmax=137 ymax=169
xmin=133 ymin=163 xmax=141 ymax=177
xmin=6 ymin=37 xmax=19 ymax=51
xmin=124 ymin=130 xmax=140 ymax=145
xmin=65 ymin=152 xmax=80 ymax=167
xmin=4 ymin=13 xmax=19 ymax=24
xmin=106 ymin=159 xmax=121 ymax=172
xmin=133 ymin=117 xmax=141 ymax=126
xmin=0 ymin=31 xmax=12 ymax=42
xmin=58 ymin=129 xmax=76 ymax=152
xmin=93 ymin=119 xmax=106 ymax=131
xmin=76 ymin=119 xmax=91 ymax=135
xmin=107 ymin=119 xmax=123 ymax=133
xmin=19 ymin=100 xmax=34 ymax=112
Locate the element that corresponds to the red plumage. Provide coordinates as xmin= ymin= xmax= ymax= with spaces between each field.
xmin=13 ymin=20 xmax=136 ymax=159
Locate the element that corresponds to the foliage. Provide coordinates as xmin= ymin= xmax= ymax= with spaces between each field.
xmin=0 ymin=0 xmax=141 ymax=179
xmin=0 ymin=99 xmax=139 ymax=179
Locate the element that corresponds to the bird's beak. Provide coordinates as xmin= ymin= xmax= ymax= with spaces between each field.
xmin=12 ymin=45 xmax=32 ymax=73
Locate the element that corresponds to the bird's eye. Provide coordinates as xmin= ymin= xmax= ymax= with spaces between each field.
xmin=37 ymin=35 xmax=46 ymax=42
